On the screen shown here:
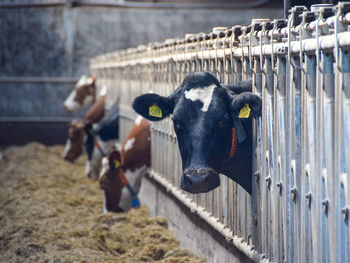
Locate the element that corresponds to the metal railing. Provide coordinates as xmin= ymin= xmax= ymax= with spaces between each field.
xmin=90 ymin=3 xmax=350 ymax=262
xmin=0 ymin=0 xmax=271 ymax=9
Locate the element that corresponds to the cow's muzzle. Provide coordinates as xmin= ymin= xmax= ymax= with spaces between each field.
xmin=63 ymin=154 xmax=74 ymax=162
xmin=181 ymin=168 xmax=220 ymax=194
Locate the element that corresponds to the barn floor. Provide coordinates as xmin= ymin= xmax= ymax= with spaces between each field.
xmin=0 ymin=143 xmax=204 ymax=263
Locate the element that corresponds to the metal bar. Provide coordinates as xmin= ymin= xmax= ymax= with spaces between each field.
xmin=90 ymin=4 xmax=350 ymax=261
xmin=73 ymin=0 xmax=272 ymax=9
xmin=0 ymin=117 xmax=73 ymax=122
xmin=0 ymin=0 xmax=66 ymax=8
xmin=0 ymin=77 xmax=78 ymax=84
xmin=90 ymin=31 xmax=350 ymax=69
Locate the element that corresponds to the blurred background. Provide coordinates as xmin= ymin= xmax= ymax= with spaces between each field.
xmin=1 ymin=0 xmax=289 ymax=146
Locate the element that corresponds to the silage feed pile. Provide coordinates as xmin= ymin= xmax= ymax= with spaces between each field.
xmin=0 ymin=143 xmax=204 ymax=263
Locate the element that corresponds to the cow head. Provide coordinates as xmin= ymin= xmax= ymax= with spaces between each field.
xmin=63 ymin=75 xmax=97 ymax=112
xmin=62 ymin=119 xmax=86 ymax=162
xmin=99 ymin=150 xmax=125 ymax=213
xmin=133 ymin=71 xmax=261 ymax=194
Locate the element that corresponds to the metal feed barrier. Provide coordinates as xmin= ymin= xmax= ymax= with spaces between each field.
xmin=90 ymin=3 xmax=350 ymax=262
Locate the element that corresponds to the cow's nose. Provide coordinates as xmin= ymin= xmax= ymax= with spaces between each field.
xmin=99 ymin=180 xmax=106 ymax=190
xmin=63 ymin=103 xmax=69 ymax=111
xmin=181 ymin=168 xmax=220 ymax=194
xmin=63 ymin=102 xmax=73 ymax=112
xmin=87 ymin=170 xmax=99 ymax=180
xmin=63 ymin=155 xmax=73 ymax=162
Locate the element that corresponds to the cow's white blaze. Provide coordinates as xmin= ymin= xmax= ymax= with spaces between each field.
xmin=118 ymin=165 xmax=147 ymax=212
xmin=124 ymin=137 xmax=135 ymax=152
xmin=103 ymin=192 xmax=108 ymax=214
xmin=184 ymin=84 xmax=216 ymax=112
xmin=62 ymin=138 xmax=71 ymax=157
xmin=99 ymin=157 xmax=109 ymax=179
xmin=63 ymin=90 xmax=81 ymax=111
xmin=75 ymin=75 xmax=88 ymax=88
xmin=64 ymin=75 xmax=95 ymax=111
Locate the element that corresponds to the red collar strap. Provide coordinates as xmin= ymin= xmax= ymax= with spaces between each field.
xmin=229 ymin=128 xmax=238 ymax=158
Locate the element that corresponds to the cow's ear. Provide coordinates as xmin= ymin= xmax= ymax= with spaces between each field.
xmin=108 ymin=150 xmax=122 ymax=171
xmin=230 ymin=92 xmax=262 ymax=119
xmin=133 ymin=93 xmax=174 ymax=121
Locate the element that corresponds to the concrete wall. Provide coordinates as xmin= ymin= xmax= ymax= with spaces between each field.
xmin=0 ymin=4 xmax=282 ymax=146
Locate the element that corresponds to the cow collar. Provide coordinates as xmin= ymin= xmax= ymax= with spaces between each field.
xmin=229 ymin=128 xmax=238 ymax=159
xmin=229 ymin=104 xmax=252 ymax=158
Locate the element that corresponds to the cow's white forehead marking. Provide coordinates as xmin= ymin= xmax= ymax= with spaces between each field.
xmin=99 ymin=157 xmax=109 ymax=179
xmin=63 ymin=90 xmax=80 ymax=111
xmin=75 ymin=75 xmax=88 ymax=88
xmin=103 ymin=192 xmax=108 ymax=214
xmin=86 ymin=77 xmax=93 ymax=85
xmin=62 ymin=138 xmax=71 ymax=157
xmin=124 ymin=137 xmax=135 ymax=152
xmin=135 ymin=115 xmax=143 ymax=126
xmin=184 ymin=84 xmax=216 ymax=112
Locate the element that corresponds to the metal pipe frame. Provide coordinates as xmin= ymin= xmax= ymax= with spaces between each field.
xmin=0 ymin=77 xmax=78 ymax=84
xmin=0 ymin=0 xmax=272 ymax=9
xmin=90 ymin=3 xmax=350 ymax=262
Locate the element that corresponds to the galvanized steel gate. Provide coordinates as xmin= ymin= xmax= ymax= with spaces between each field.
xmin=90 ymin=3 xmax=350 ymax=262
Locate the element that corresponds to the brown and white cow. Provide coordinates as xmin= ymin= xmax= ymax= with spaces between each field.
xmin=62 ymin=95 xmax=107 ymax=176
xmin=63 ymin=75 xmax=106 ymax=112
xmin=99 ymin=116 xmax=150 ymax=213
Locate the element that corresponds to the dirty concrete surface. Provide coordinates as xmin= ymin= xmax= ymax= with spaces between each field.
xmin=0 ymin=143 xmax=205 ymax=263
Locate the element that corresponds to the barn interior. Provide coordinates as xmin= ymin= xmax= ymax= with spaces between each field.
xmin=1 ymin=1 xmax=349 ymax=263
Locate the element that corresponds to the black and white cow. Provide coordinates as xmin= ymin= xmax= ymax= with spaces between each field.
xmin=133 ymin=71 xmax=261 ymax=194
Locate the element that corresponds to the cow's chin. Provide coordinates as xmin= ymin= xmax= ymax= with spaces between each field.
xmin=63 ymin=153 xmax=78 ymax=163
xmin=180 ymin=168 xmax=220 ymax=194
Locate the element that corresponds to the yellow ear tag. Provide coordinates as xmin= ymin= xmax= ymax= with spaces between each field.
xmin=149 ymin=104 xmax=162 ymax=118
xmin=114 ymin=160 xmax=120 ymax=169
xmin=238 ymin=104 xmax=251 ymax=118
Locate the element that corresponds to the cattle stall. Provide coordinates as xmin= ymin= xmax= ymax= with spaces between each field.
xmin=90 ymin=3 xmax=350 ymax=262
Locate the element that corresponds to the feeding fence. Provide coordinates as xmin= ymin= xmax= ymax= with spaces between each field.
xmin=90 ymin=3 xmax=350 ymax=262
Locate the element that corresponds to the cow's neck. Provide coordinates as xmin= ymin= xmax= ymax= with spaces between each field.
xmin=220 ymin=120 xmax=253 ymax=194
xmin=84 ymin=95 xmax=106 ymax=123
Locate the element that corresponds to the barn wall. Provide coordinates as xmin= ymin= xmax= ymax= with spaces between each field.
xmin=0 ymin=3 xmax=282 ymax=146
